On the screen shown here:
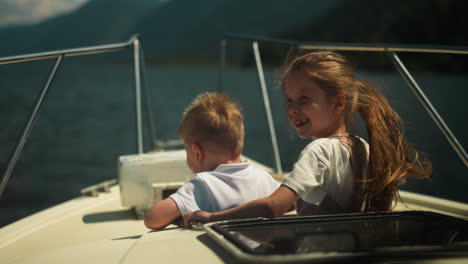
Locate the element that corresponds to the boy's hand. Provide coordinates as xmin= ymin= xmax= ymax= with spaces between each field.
xmin=183 ymin=210 xmax=212 ymax=228
xmin=171 ymin=216 xmax=184 ymax=228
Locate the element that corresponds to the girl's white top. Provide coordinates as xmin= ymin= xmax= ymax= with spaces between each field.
xmin=170 ymin=161 xmax=280 ymax=215
xmin=282 ymin=136 xmax=369 ymax=214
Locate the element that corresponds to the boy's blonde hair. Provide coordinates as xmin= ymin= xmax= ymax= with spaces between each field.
xmin=178 ymin=92 xmax=244 ymax=157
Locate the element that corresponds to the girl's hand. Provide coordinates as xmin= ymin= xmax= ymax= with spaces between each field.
xmin=183 ymin=210 xmax=213 ymax=228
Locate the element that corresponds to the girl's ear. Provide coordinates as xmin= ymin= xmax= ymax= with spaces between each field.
xmin=191 ymin=144 xmax=204 ymax=162
xmin=334 ymin=93 xmax=346 ymax=114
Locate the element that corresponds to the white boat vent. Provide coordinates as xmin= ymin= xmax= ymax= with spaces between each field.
xmin=118 ymin=150 xmax=193 ymax=216
xmin=152 ymin=182 xmax=185 ymax=202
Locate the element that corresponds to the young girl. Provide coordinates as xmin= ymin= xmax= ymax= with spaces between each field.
xmin=183 ymin=51 xmax=431 ymax=226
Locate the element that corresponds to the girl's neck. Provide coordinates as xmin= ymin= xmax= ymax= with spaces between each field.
xmin=313 ymin=124 xmax=347 ymax=140
xmin=326 ymin=116 xmax=347 ymax=138
xmin=328 ymin=133 xmax=349 ymax=138
xmin=333 ymin=125 xmax=347 ymax=135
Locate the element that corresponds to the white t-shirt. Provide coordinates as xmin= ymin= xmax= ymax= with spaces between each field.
xmin=282 ymin=136 xmax=369 ymax=215
xmin=170 ymin=161 xmax=280 ymax=215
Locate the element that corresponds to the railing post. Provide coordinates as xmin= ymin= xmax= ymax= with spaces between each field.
xmin=252 ymin=41 xmax=283 ymax=174
xmin=133 ymin=39 xmax=143 ymax=154
xmin=139 ymin=43 xmax=157 ymax=147
xmin=0 ymin=56 xmax=63 ymax=198
xmin=387 ymin=51 xmax=468 ymax=167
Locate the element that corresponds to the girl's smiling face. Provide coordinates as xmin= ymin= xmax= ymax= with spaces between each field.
xmin=284 ymin=70 xmax=345 ymax=139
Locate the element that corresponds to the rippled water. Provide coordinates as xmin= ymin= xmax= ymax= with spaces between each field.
xmin=0 ymin=55 xmax=466 ymax=227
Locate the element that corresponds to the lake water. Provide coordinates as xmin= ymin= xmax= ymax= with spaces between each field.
xmin=0 ymin=55 xmax=467 ymax=227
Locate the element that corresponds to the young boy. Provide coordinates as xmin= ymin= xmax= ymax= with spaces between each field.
xmin=144 ymin=92 xmax=279 ymax=230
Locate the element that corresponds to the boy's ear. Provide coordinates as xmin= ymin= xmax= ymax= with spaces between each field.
xmin=192 ymin=144 xmax=204 ymax=162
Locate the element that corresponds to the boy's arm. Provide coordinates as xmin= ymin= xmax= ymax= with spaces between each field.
xmin=183 ymin=185 xmax=298 ymax=227
xmin=144 ymin=197 xmax=181 ymax=230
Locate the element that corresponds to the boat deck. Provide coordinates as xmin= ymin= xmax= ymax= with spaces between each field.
xmin=1 ymin=183 xmax=467 ymax=264
xmin=0 ymin=185 xmax=235 ymax=263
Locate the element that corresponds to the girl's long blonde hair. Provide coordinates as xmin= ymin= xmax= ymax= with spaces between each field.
xmin=283 ymin=51 xmax=431 ymax=211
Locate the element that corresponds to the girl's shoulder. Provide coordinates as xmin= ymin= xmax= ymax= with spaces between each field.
xmin=300 ymin=138 xmax=343 ymax=161
xmin=310 ymin=135 xmax=369 ymax=148
xmin=304 ymin=137 xmax=343 ymax=151
xmin=302 ymin=136 xmax=369 ymax=159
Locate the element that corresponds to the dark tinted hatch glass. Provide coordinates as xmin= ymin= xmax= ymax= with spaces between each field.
xmin=211 ymin=211 xmax=468 ymax=255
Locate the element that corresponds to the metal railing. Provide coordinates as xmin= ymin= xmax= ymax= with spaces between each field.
xmin=219 ymin=33 xmax=468 ymax=172
xmin=0 ymin=35 xmax=147 ymax=198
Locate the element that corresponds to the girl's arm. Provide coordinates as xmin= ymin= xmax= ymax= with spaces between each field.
xmin=183 ymin=185 xmax=298 ymax=227
xmin=144 ymin=197 xmax=181 ymax=230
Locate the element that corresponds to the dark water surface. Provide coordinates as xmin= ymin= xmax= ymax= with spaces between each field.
xmin=0 ymin=55 xmax=466 ymax=227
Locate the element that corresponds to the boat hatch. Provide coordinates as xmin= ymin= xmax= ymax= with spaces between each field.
xmin=204 ymin=211 xmax=468 ymax=263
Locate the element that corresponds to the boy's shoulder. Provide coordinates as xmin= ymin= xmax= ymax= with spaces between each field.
xmin=197 ymin=161 xmax=273 ymax=180
xmin=189 ymin=161 xmax=279 ymax=191
xmin=208 ymin=160 xmax=251 ymax=174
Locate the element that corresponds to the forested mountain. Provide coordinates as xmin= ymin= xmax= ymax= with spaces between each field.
xmin=0 ymin=0 xmax=465 ymax=70
xmin=0 ymin=0 xmax=336 ymax=58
